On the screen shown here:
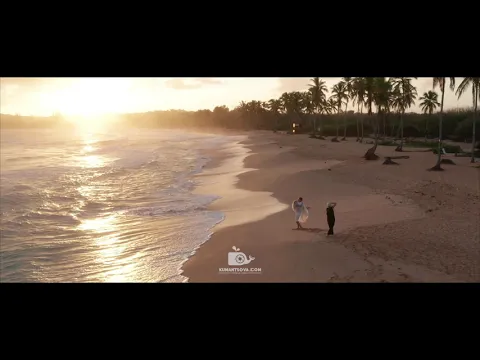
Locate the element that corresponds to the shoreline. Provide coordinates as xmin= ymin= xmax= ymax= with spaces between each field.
xmin=193 ymin=137 xmax=289 ymax=230
xmin=175 ymin=134 xmax=238 ymax=282
xmin=179 ymin=134 xmax=290 ymax=282
xmin=182 ymin=131 xmax=480 ymax=283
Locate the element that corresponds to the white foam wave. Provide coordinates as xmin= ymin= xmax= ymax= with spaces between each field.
xmin=126 ymin=194 xmax=221 ymax=217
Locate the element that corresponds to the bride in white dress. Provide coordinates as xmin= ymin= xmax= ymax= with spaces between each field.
xmin=291 ymin=197 xmax=309 ymax=229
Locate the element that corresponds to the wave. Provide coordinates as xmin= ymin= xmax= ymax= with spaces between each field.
xmin=5 ymin=155 xmax=51 ymax=162
xmin=125 ymin=194 xmax=221 ymax=217
xmin=175 ymin=212 xmax=226 ymax=283
xmin=0 ymin=128 xmax=234 ymax=282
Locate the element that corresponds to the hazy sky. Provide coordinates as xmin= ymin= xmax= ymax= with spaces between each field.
xmin=0 ymin=77 xmax=473 ymax=116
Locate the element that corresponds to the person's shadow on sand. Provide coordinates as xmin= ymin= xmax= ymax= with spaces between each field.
xmin=292 ymin=228 xmax=323 ymax=233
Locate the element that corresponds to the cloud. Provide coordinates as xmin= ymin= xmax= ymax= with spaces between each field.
xmin=419 ymin=78 xmax=433 ymax=90
xmin=0 ymin=78 xmax=72 ymax=110
xmin=276 ymin=78 xmax=311 ymax=93
xmin=164 ymin=78 xmax=224 ymax=90
xmin=197 ymin=78 xmax=223 ymax=85
xmin=275 ymin=77 xmax=344 ymax=95
xmin=1 ymin=78 xmax=48 ymax=87
xmin=1 ymin=78 xmax=74 ymax=103
xmin=1 ymin=77 xmax=73 ymax=88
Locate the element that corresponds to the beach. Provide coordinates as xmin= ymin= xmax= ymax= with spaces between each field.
xmin=182 ymin=132 xmax=480 ymax=283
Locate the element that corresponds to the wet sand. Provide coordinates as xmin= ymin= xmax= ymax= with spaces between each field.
xmin=182 ymin=132 xmax=480 ymax=282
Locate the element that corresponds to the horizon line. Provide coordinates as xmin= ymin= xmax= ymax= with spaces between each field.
xmin=1 ymin=105 xmax=475 ymax=118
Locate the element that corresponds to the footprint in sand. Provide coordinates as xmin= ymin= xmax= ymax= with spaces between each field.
xmin=292 ymin=228 xmax=323 ymax=233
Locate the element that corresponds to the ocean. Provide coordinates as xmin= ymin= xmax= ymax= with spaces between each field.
xmin=0 ymin=127 xmax=238 ymax=282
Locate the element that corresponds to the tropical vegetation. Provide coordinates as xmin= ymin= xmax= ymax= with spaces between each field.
xmin=2 ymin=77 xmax=479 ymax=165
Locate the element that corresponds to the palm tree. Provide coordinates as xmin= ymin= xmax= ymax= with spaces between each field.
xmin=331 ymin=81 xmax=347 ymax=141
xmin=308 ymin=77 xmax=328 ymax=137
xmin=326 ymin=97 xmax=337 ymax=115
xmin=419 ymin=91 xmax=440 ymax=141
xmin=384 ymin=81 xmax=396 ymax=137
xmin=364 ymin=77 xmax=376 ymax=116
xmin=301 ymin=91 xmax=315 ymax=130
xmin=430 ymin=77 xmax=456 ymax=171
xmin=361 ymin=77 xmax=377 ymax=157
xmin=455 ymin=77 xmax=480 ymax=163
xmin=291 ymin=91 xmax=305 ymax=126
xmin=280 ymin=91 xmax=305 ymax=130
xmin=342 ymin=77 xmax=354 ymax=140
xmin=391 ymin=77 xmax=417 ymax=151
xmin=351 ymin=78 xmax=366 ymax=142
xmin=267 ymin=98 xmax=283 ymax=131
xmin=236 ymin=101 xmax=250 ymax=128
xmin=280 ymin=92 xmax=294 ymax=129
xmin=280 ymin=92 xmax=292 ymax=114
xmin=364 ymin=78 xmax=391 ymax=159
xmin=375 ymin=77 xmax=392 ymax=135
xmin=244 ymin=100 xmax=266 ymax=128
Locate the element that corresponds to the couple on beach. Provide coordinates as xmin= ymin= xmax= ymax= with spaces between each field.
xmin=292 ymin=197 xmax=337 ymax=235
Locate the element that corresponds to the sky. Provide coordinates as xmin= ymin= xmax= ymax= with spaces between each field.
xmin=0 ymin=77 xmax=474 ymax=117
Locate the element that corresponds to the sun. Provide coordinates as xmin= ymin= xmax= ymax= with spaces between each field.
xmin=48 ymin=78 xmax=132 ymax=118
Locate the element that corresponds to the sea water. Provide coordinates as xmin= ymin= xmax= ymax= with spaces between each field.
xmin=0 ymin=127 xmax=236 ymax=282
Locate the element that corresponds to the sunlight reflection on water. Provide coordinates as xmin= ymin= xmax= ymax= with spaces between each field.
xmin=81 ymin=155 xmax=104 ymax=168
xmin=77 ymin=213 xmax=138 ymax=282
xmin=82 ymin=133 xmax=98 ymax=145
xmin=82 ymin=145 xmax=95 ymax=153
xmin=1 ymin=128 xmax=233 ymax=283
xmin=94 ymin=235 xmax=144 ymax=282
xmin=77 ymin=214 xmax=117 ymax=232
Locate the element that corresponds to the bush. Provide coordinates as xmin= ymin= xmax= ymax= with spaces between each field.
xmin=378 ymin=140 xmax=397 ymax=146
xmin=403 ymin=125 xmax=422 ymax=138
xmin=446 ymin=135 xmax=463 ymax=142
xmin=432 ymin=144 xmax=463 ymax=154
xmin=264 ymin=110 xmax=477 ymax=140
xmin=454 ymin=118 xmax=480 ymax=141
xmin=405 ymin=140 xmax=436 ymax=148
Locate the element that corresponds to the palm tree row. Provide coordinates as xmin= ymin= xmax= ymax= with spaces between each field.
xmin=236 ymin=77 xmax=479 ymax=166
xmin=455 ymin=77 xmax=479 ymax=165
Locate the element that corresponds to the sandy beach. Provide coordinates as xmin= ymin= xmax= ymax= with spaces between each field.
xmin=182 ymin=131 xmax=480 ymax=283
